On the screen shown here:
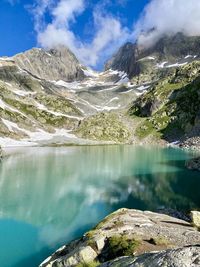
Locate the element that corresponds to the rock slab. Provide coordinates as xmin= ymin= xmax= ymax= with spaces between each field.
xmin=40 ymin=209 xmax=200 ymax=267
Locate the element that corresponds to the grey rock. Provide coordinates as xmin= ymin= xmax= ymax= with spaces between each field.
xmin=40 ymin=209 xmax=200 ymax=267
xmin=13 ymin=46 xmax=85 ymax=82
xmin=100 ymin=246 xmax=200 ymax=267
xmin=105 ymin=33 xmax=200 ymax=79
xmin=105 ymin=43 xmax=140 ymax=79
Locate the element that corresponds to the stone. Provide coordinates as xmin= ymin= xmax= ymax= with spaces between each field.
xmin=40 ymin=209 xmax=200 ymax=267
xmin=100 ymin=246 xmax=200 ymax=267
xmin=40 ymin=245 xmax=98 ymax=267
xmin=95 ymin=237 xmax=105 ymax=251
xmin=191 ymin=211 xmax=200 ymax=229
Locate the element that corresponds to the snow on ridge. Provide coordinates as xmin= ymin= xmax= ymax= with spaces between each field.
xmin=184 ymin=55 xmax=198 ymax=59
xmin=157 ymin=61 xmax=168 ymax=68
xmin=166 ymin=62 xmax=188 ymax=68
xmin=0 ymin=57 xmax=12 ymax=61
xmin=34 ymin=101 xmax=82 ymax=120
xmin=157 ymin=61 xmax=188 ymax=69
xmin=185 ymin=55 xmax=193 ymax=59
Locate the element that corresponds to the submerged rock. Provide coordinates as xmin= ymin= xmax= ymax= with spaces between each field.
xmin=39 ymin=209 xmax=200 ymax=267
xmin=186 ymin=157 xmax=200 ymax=171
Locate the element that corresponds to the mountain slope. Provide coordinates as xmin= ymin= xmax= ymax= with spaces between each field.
xmin=129 ymin=61 xmax=200 ymax=143
xmin=0 ymin=47 xmax=139 ymax=146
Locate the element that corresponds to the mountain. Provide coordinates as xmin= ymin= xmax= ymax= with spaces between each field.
xmin=105 ymin=42 xmax=139 ymax=79
xmin=13 ymin=46 xmax=85 ymax=82
xmin=105 ymin=33 xmax=200 ymax=82
xmin=1 ymin=33 xmax=200 ymax=147
xmin=0 ymin=46 xmax=138 ymax=146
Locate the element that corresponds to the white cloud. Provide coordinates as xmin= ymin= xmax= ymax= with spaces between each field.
xmin=33 ymin=0 xmax=131 ymax=68
xmin=134 ymin=0 xmax=200 ymax=48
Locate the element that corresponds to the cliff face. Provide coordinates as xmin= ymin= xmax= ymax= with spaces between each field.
xmin=105 ymin=43 xmax=140 ymax=78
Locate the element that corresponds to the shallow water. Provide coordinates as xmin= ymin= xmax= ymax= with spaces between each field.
xmin=0 ymin=145 xmax=199 ymax=267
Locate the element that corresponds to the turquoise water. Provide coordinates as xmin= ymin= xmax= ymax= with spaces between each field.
xmin=0 ymin=145 xmax=200 ymax=267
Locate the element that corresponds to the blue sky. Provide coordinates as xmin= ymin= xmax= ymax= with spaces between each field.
xmin=0 ymin=0 xmax=149 ymax=68
xmin=0 ymin=0 xmax=199 ymax=69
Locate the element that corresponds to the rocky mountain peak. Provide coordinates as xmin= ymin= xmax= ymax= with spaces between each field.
xmin=13 ymin=46 xmax=85 ymax=82
xmin=105 ymin=33 xmax=200 ymax=79
xmin=105 ymin=42 xmax=139 ymax=78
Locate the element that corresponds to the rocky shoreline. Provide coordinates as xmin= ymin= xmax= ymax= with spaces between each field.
xmin=39 ymin=208 xmax=200 ymax=267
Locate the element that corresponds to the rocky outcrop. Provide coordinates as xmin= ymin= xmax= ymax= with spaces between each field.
xmin=13 ymin=46 xmax=85 ymax=82
xmin=186 ymin=157 xmax=200 ymax=171
xmin=40 ymin=208 xmax=200 ymax=267
xmin=191 ymin=211 xmax=200 ymax=229
xmin=100 ymin=246 xmax=200 ymax=267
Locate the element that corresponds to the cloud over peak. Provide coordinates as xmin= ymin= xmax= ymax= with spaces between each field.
xmin=134 ymin=0 xmax=200 ymax=48
xmin=33 ymin=0 xmax=131 ymax=68
xmin=32 ymin=0 xmax=200 ymax=68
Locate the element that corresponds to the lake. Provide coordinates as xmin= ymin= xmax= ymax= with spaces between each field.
xmin=0 ymin=145 xmax=199 ymax=267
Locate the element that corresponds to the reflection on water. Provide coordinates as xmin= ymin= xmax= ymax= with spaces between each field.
xmin=0 ymin=145 xmax=199 ymax=267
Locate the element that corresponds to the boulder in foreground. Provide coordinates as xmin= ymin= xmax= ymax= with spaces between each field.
xmin=40 ymin=208 xmax=200 ymax=267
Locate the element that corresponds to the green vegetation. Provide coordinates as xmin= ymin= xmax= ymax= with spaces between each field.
xmin=106 ymin=235 xmax=140 ymax=259
xmin=76 ymin=112 xmax=130 ymax=143
xmin=130 ymin=61 xmax=200 ymax=141
xmin=76 ymin=261 xmax=100 ymax=267
xmin=149 ymin=236 xmax=170 ymax=246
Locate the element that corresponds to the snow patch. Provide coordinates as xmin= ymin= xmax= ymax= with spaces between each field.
xmin=185 ymin=55 xmax=193 ymax=59
xmin=2 ymin=119 xmax=22 ymax=132
xmin=147 ymin=56 xmax=156 ymax=60
xmin=166 ymin=62 xmax=188 ymax=68
xmin=157 ymin=61 xmax=168 ymax=68
xmin=82 ymin=68 xmax=99 ymax=77
xmin=34 ymin=101 xmax=82 ymax=120
xmin=0 ymin=121 xmax=79 ymax=148
xmin=13 ymin=89 xmax=36 ymax=97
